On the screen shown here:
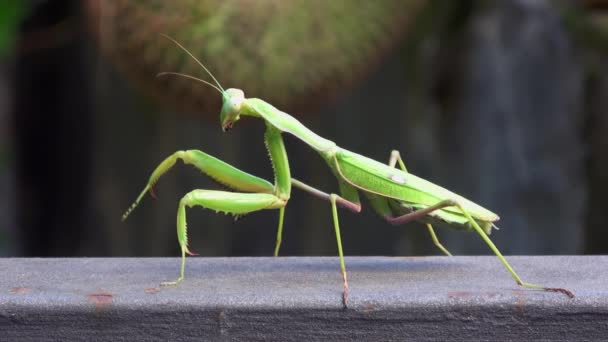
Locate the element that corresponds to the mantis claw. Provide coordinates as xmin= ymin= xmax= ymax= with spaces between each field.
xmin=185 ymin=247 xmax=198 ymax=256
xmin=160 ymin=277 xmax=183 ymax=287
xmin=544 ymin=287 xmax=575 ymax=298
xmin=150 ymin=185 xmax=158 ymax=200
xmin=342 ymin=272 xmax=349 ymax=308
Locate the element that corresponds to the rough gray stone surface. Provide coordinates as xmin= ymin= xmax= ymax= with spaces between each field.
xmin=0 ymin=256 xmax=606 ymax=341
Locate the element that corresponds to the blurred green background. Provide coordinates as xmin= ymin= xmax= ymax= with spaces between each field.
xmin=1 ymin=0 xmax=607 ymax=259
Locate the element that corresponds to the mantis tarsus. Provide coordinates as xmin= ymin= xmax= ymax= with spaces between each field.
xmin=122 ymin=35 xmax=574 ymax=305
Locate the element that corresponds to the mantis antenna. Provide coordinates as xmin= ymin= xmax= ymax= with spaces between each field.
xmin=160 ymin=33 xmax=225 ymax=92
xmin=156 ymin=72 xmax=223 ymax=95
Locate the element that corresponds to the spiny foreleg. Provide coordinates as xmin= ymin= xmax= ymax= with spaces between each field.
xmin=162 ymin=190 xmax=285 ymax=286
xmin=122 ymin=149 xmax=275 ymax=221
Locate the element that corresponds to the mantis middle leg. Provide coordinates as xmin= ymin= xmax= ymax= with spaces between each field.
xmin=386 ymin=149 xmax=452 ymax=256
xmin=272 ymin=178 xmax=361 ymax=256
xmin=290 ymin=178 xmax=361 ymax=306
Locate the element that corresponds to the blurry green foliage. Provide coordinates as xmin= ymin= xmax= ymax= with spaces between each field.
xmin=92 ymin=0 xmax=425 ymax=117
xmin=0 ymin=0 xmax=26 ymax=56
xmin=562 ymin=2 xmax=608 ymax=54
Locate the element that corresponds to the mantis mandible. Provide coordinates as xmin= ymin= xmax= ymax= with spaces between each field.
xmin=122 ymin=36 xmax=574 ymax=305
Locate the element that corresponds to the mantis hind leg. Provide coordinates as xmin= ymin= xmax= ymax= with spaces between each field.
xmin=162 ymin=190 xmax=285 ymax=286
xmin=386 ymin=199 xmax=574 ymax=297
xmin=426 ymin=224 xmax=452 ymax=256
xmin=388 ymin=150 xmax=408 ymax=172
xmin=385 ymin=150 xmax=452 ymax=256
xmin=450 ymin=201 xmax=574 ymax=298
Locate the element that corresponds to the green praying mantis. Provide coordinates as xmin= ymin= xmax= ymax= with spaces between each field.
xmin=122 ymin=36 xmax=574 ymax=305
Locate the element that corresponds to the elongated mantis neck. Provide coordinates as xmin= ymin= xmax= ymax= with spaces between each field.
xmin=242 ymin=98 xmax=337 ymax=154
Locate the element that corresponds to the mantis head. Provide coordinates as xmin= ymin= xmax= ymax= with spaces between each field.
xmin=220 ymin=88 xmax=245 ymax=132
xmin=159 ymin=35 xmax=245 ymax=132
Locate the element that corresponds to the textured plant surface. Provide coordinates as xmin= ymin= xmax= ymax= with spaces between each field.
xmin=0 ymin=0 xmax=27 ymax=56
xmin=88 ymin=0 xmax=425 ymax=117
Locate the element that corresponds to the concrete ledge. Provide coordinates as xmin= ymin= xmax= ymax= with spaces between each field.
xmin=1 ymin=256 xmax=606 ymax=341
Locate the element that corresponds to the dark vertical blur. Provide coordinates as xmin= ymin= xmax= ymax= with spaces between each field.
xmin=585 ymin=63 xmax=608 ymax=254
xmin=13 ymin=0 xmax=92 ymax=256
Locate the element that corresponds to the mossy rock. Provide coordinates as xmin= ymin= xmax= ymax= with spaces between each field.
xmin=87 ymin=0 xmax=426 ymax=119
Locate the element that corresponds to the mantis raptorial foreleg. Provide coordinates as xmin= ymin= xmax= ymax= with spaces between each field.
xmin=164 ymin=189 xmax=285 ymax=286
xmin=386 ymin=150 xmax=452 ymax=256
xmin=122 ymin=149 xmax=288 ymax=285
xmin=122 ymin=150 xmax=276 ymax=220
